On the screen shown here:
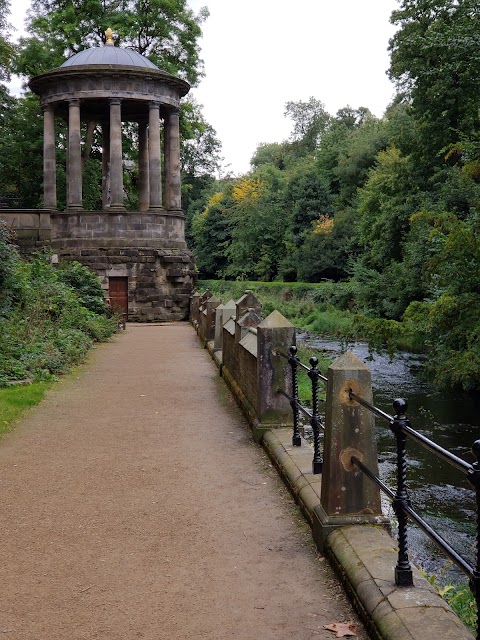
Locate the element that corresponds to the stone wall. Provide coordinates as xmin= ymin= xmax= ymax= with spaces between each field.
xmin=59 ymin=244 xmax=194 ymax=322
xmin=1 ymin=209 xmax=195 ymax=321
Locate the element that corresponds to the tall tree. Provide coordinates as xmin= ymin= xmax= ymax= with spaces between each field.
xmin=389 ymin=0 xmax=480 ymax=166
xmin=0 ymin=0 xmax=14 ymax=83
xmin=16 ymin=0 xmax=208 ymax=85
xmin=284 ymin=97 xmax=331 ymax=156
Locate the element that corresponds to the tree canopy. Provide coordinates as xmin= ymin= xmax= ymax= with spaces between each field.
xmin=16 ymin=0 xmax=209 ymax=85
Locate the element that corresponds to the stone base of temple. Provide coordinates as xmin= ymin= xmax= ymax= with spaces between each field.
xmin=56 ymin=243 xmax=195 ymax=322
xmin=1 ymin=209 xmax=196 ymax=322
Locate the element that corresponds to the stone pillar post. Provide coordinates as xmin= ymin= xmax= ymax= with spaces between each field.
xmin=312 ymin=351 xmax=388 ymax=551
xmin=204 ymin=296 xmax=221 ymax=343
xmin=67 ymin=99 xmax=82 ymax=210
xmin=148 ymin=101 xmax=163 ymax=210
xmin=190 ymin=292 xmax=201 ymax=326
xmin=256 ymin=310 xmax=295 ymax=427
xmin=235 ymin=291 xmax=262 ymax=344
xmin=166 ymin=108 xmax=181 ymax=211
xmin=101 ymin=120 xmax=110 ymax=209
xmin=109 ymin=98 xmax=124 ymax=210
xmin=43 ymin=104 xmax=57 ymax=210
xmin=138 ymin=121 xmax=150 ymax=211
xmin=214 ymin=299 xmax=236 ymax=351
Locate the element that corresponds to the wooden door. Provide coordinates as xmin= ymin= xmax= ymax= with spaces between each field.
xmin=108 ymin=277 xmax=128 ymax=319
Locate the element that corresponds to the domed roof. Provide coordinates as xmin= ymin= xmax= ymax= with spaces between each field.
xmin=61 ymin=46 xmax=159 ymax=69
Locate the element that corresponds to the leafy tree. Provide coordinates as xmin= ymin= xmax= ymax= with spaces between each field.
xmin=0 ymin=0 xmax=14 ymax=84
xmin=334 ymin=116 xmax=389 ymax=207
xmin=181 ymin=100 xmax=222 ymax=178
xmin=0 ymin=94 xmax=44 ymax=207
xmin=16 ymin=0 xmax=208 ymax=85
xmin=356 ymin=146 xmax=423 ymax=269
xmin=284 ymin=97 xmax=331 ymax=156
xmin=297 ymin=209 xmax=360 ymax=282
xmin=316 ymin=107 xmax=373 ymax=195
xmin=250 ymin=142 xmax=288 ymax=171
xmin=389 ymin=0 xmax=480 ymax=166
xmin=283 ymin=163 xmax=333 ymax=246
xmin=223 ymin=172 xmax=287 ymax=281
xmin=191 ymin=188 xmax=233 ymax=278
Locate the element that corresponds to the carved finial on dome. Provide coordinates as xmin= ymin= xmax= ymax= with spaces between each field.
xmin=105 ymin=28 xmax=114 ymax=46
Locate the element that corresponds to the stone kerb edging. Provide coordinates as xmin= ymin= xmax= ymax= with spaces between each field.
xmin=189 ymin=289 xmax=474 ymax=640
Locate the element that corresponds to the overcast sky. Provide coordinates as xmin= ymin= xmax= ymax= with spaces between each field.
xmin=9 ymin=0 xmax=399 ymax=175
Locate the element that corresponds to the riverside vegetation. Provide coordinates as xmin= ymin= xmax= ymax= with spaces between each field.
xmin=188 ymin=2 xmax=480 ymax=394
xmin=0 ymin=221 xmax=117 ymax=433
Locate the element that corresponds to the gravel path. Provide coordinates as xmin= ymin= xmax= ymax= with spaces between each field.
xmin=0 ymin=323 xmax=369 ymax=640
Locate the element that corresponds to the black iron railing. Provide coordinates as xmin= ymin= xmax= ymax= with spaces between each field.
xmin=349 ymin=391 xmax=480 ymax=637
xmin=278 ymin=343 xmax=480 ymax=638
xmin=276 ymin=345 xmax=326 ymax=474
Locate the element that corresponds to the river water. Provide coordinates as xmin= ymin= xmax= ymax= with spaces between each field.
xmin=301 ymin=336 xmax=480 ymax=583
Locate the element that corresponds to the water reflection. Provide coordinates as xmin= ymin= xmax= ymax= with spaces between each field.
xmin=302 ymin=335 xmax=480 ymax=582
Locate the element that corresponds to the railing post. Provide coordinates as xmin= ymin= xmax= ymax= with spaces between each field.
xmin=288 ymin=345 xmax=301 ymax=447
xmin=204 ymin=295 xmax=221 ymax=343
xmin=313 ymin=351 xmax=388 ymax=551
xmin=391 ymin=398 xmax=414 ymax=587
xmin=235 ymin=290 xmax=261 ymax=344
xmin=189 ymin=291 xmax=201 ymax=327
xmin=255 ymin=310 xmax=295 ymax=439
xmin=308 ymin=357 xmax=323 ymax=474
xmin=214 ymin=299 xmax=235 ymax=351
xmin=468 ymin=439 xmax=480 ymax=639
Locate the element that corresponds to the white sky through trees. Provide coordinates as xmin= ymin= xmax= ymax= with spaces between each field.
xmin=9 ymin=0 xmax=398 ymax=175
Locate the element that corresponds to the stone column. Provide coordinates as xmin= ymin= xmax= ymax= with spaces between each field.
xmin=43 ymin=104 xmax=57 ymax=210
xmin=163 ymin=112 xmax=171 ymax=210
xmin=166 ymin=108 xmax=181 ymax=211
xmin=67 ymin=99 xmax=82 ymax=210
xmin=138 ymin=121 xmax=150 ymax=211
xmin=148 ymin=101 xmax=162 ymax=210
xmin=101 ymin=121 xmax=110 ymax=209
xmin=109 ymin=98 xmax=124 ymax=210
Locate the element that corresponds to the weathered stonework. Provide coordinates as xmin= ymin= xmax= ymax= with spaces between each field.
xmin=2 ymin=209 xmax=196 ymax=321
xmin=59 ymin=244 xmax=194 ymax=322
xmin=4 ymin=36 xmax=196 ymax=321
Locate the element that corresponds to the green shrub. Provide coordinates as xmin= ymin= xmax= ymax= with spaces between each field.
xmin=0 ymin=248 xmax=117 ymax=385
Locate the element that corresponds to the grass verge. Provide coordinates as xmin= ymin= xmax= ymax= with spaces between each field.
xmin=0 ymin=382 xmax=52 ymax=437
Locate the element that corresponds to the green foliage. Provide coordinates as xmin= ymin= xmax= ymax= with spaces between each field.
xmin=284 ymin=97 xmax=331 ymax=156
xmin=57 ymin=260 xmax=108 ymax=315
xmin=389 ymin=0 xmax=480 ymax=168
xmin=0 ymin=232 xmax=116 ymax=384
xmin=420 ymin=568 xmax=477 ymax=634
xmin=0 ymin=0 xmax=14 ymax=87
xmin=16 ymin=0 xmax=208 ymax=86
xmin=0 ymin=382 xmax=52 ymax=436
xmin=0 ymin=94 xmax=44 ymax=207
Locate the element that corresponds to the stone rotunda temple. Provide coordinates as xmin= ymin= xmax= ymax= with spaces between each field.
xmin=23 ymin=29 xmax=195 ymax=321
